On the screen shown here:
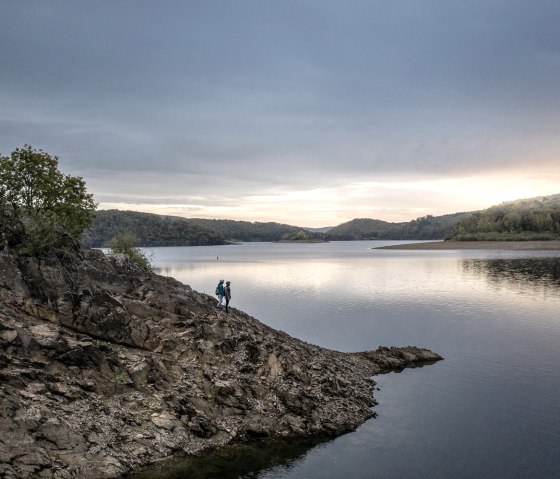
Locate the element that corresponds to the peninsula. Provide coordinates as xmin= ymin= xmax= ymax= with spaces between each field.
xmin=377 ymin=240 xmax=560 ymax=250
xmin=0 ymin=243 xmax=441 ymax=478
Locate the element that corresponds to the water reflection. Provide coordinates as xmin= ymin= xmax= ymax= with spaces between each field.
xmin=125 ymin=437 xmax=326 ymax=479
xmin=130 ymin=244 xmax=560 ymax=479
xmin=462 ymin=257 xmax=560 ymax=296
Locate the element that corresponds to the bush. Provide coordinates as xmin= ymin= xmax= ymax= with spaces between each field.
xmin=107 ymin=232 xmax=152 ymax=271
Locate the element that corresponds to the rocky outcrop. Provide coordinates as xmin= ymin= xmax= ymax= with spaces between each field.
xmin=0 ymin=246 xmax=442 ymax=478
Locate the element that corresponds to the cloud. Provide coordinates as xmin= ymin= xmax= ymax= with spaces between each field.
xmin=1 ymin=1 xmax=559 ymax=226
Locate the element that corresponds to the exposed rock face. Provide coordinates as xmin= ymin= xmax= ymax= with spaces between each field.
xmin=0 ymin=246 xmax=442 ymax=478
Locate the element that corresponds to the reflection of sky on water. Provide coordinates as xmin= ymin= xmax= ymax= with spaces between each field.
xmin=138 ymin=242 xmax=560 ymax=479
xmin=152 ymin=243 xmax=560 ymax=300
xmin=150 ymin=243 xmax=560 ymax=352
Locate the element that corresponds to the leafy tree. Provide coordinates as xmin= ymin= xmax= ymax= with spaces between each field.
xmin=107 ymin=232 xmax=152 ymax=271
xmin=0 ymin=145 xmax=97 ymax=253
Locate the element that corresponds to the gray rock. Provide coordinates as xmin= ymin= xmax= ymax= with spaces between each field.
xmin=0 ymin=245 xmax=442 ymax=478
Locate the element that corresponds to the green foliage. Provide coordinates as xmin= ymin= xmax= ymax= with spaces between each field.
xmin=82 ymin=210 xmax=228 ymax=247
xmin=189 ymin=218 xmax=306 ymax=242
xmin=83 ymin=210 xmax=474 ymax=247
xmin=326 ymin=213 xmax=472 ymax=240
xmin=448 ymin=194 xmax=560 ymax=240
xmin=0 ymin=145 xmax=97 ymax=254
xmin=280 ymin=229 xmax=325 ymax=242
xmin=112 ymin=367 xmax=133 ymax=385
xmin=83 ymin=212 xmax=311 ymax=246
xmin=107 ymin=232 xmax=152 ymax=271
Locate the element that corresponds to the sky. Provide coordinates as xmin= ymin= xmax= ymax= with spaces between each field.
xmin=1 ymin=1 xmax=559 ymax=227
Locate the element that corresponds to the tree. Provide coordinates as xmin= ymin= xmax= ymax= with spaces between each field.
xmin=0 ymin=145 xmax=97 ymax=253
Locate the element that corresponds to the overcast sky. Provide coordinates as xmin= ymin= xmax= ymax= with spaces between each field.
xmin=1 ymin=1 xmax=559 ymax=226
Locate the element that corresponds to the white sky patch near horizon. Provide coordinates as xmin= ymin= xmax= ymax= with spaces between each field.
xmin=97 ymin=172 xmax=560 ymax=227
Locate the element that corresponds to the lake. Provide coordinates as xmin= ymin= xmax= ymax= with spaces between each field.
xmin=131 ymin=241 xmax=560 ymax=479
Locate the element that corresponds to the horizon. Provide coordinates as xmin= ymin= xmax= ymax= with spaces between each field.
xmin=96 ymin=189 xmax=560 ymax=230
xmin=95 ymin=204 xmax=473 ymax=228
xmin=2 ymin=1 xmax=559 ymax=228
xmin=93 ymin=174 xmax=559 ymax=227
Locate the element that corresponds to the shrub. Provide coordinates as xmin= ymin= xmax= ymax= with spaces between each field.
xmin=107 ymin=232 xmax=152 ymax=271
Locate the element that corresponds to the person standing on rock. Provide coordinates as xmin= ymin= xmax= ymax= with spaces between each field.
xmin=215 ymin=279 xmax=225 ymax=309
xmin=224 ymin=281 xmax=232 ymax=313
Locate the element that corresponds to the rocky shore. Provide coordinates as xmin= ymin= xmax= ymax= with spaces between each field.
xmin=377 ymin=240 xmax=560 ymax=250
xmin=0 ymin=245 xmax=441 ymax=478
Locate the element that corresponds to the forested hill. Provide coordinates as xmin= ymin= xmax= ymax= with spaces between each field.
xmin=448 ymin=193 xmax=560 ymax=240
xmin=83 ymin=193 xmax=560 ymax=247
xmin=83 ymin=210 xmax=473 ymax=246
xmin=81 ymin=210 xmax=228 ymax=247
xmin=81 ymin=211 xmax=315 ymax=246
xmin=188 ymin=218 xmax=305 ymax=241
xmin=326 ymin=212 xmax=473 ymax=240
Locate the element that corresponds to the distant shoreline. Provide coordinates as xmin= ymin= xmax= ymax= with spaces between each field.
xmin=376 ymin=240 xmax=560 ymax=250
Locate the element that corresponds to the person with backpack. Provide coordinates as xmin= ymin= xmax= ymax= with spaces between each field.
xmin=215 ymin=279 xmax=225 ymax=309
xmin=224 ymin=281 xmax=232 ymax=313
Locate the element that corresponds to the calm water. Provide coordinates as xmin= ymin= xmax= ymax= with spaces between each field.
xmin=132 ymin=241 xmax=560 ymax=479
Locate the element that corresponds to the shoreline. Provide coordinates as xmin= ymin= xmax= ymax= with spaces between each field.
xmin=0 ymin=245 xmax=442 ymax=478
xmin=376 ymin=240 xmax=560 ymax=250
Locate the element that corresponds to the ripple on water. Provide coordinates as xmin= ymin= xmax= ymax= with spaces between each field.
xmin=144 ymin=244 xmax=560 ymax=479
